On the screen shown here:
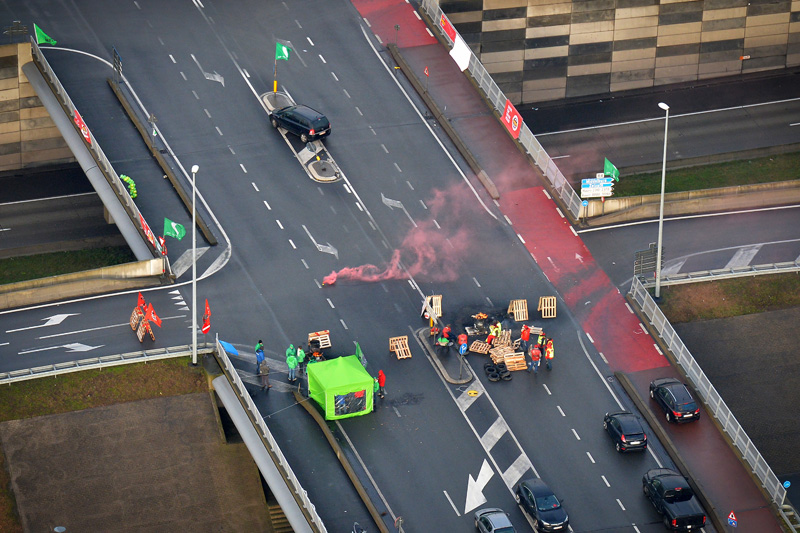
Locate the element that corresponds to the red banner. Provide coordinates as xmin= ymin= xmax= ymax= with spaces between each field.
xmin=439 ymin=13 xmax=456 ymax=42
xmin=73 ymin=109 xmax=92 ymax=145
xmin=501 ymin=99 xmax=522 ymax=139
xmin=139 ymin=213 xmax=160 ymax=251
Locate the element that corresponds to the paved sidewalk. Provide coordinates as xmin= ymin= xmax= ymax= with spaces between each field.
xmin=351 ymin=0 xmax=784 ymax=530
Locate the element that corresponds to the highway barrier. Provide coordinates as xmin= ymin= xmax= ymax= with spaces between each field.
xmin=628 ymin=276 xmax=796 ymax=529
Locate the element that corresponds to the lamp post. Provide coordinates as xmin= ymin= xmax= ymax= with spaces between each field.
xmin=655 ymin=103 xmax=669 ymax=298
xmin=191 ymin=164 xmax=199 ymax=365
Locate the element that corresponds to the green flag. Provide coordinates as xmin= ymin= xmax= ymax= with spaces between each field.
xmin=34 ymin=23 xmax=56 ymax=46
xmin=163 ymin=218 xmax=186 ymax=240
xmin=604 ymin=157 xmax=620 ymax=181
xmin=275 ymin=42 xmax=291 ymax=61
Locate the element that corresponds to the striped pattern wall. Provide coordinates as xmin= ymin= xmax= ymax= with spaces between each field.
xmin=0 ymin=43 xmax=74 ymax=172
xmin=440 ymin=0 xmax=800 ymax=103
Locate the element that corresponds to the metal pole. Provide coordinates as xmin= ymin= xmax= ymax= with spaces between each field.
xmin=655 ymin=103 xmax=669 ymax=298
xmin=191 ymin=165 xmax=199 ymax=365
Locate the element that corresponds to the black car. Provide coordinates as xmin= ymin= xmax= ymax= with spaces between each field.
xmin=604 ymin=411 xmax=648 ymax=452
xmin=642 ymin=468 xmax=707 ymax=530
xmin=649 ymin=378 xmax=700 ymax=423
xmin=474 ymin=507 xmax=515 ymax=533
xmin=269 ymin=104 xmax=331 ymax=143
xmin=515 ymin=478 xmax=569 ymax=532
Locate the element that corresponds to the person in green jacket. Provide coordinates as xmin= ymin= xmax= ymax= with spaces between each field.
xmin=296 ymin=343 xmax=306 ymax=376
xmin=286 ymin=349 xmax=298 ymax=382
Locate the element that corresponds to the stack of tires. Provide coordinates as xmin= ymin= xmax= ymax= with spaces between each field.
xmin=484 ymin=361 xmax=512 ymax=382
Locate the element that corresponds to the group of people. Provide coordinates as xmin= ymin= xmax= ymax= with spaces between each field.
xmin=519 ymin=324 xmax=554 ymax=375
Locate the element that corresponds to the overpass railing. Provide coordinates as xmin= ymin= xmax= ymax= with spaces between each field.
xmin=213 ymin=338 xmax=327 ymax=533
xmin=628 ymin=276 xmax=792 ymax=522
xmin=637 ymin=259 xmax=800 ymax=288
xmin=419 ymin=0 xmax=582 ymax=220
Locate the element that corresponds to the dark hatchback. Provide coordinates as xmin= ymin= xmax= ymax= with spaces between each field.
xmin=269 ymin=104 xmax=331 ymax=143
xmin=649 ymin=378 xmax=700 ymax=423
xmin=515 ymin=478 xmax=569 ymax=532
xmin=604 ymin=411 xmax=648 ymax=452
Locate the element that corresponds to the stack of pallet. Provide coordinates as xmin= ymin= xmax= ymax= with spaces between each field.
xmin=504 ymin=352 xmax=527 ymax=371
xmin=489 ymin=345 xmax=514 ymax=364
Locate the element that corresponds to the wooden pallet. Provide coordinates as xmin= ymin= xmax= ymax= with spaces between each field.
xmin=507 ymin=299 xmax=529 ymax=321
xmin=308 ymin=330 xmax=332 ymax=349
xmin=469 ymin=340 xmax=490 ymax=354
xmin=489 ymin=345 xmax=514 ymax=364
xmin=389 ymin=336 xmax=412 ymax=360
xmin=504 ymin=352 xmax=527 ymax=371
xmin=538 ymin=296 xmax=557 ymax=319
xmin=136 ymin=320 xmax=155 ymax=342
xmin=420 ymin=295 xmax=442 ymax=319
xmin=130 ymin=307 xmax=143 ymax=330
xmin=495 ymin=330 xmax=512 ymax=347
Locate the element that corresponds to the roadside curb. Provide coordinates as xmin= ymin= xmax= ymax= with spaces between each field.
xmin=413 ymin=327 xmax=473 ymax=385
xmin=614 ymin=371 xmax=724 ymax=532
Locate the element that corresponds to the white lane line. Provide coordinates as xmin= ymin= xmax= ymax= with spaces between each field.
xmin=276 ymin=219 xmax=283 ymax=229
xmin=570 ymin=226 xmax=578 ymax=236
xmin=406 ymin=180 xmax=414 ymax=190
xmin=204 ymin=108 xmax=211 ymax=118
xmin=556 ymin=405 xmax=565 ymax=416
xmin=215 ymin=126 xmax=223 ymax=136
xmin=356 ymin=202 xmax=363 ymax=212
xmin=331 ymin=72 xmax=338 ymax=81
xmin=169 ymin=54 xmax=176 ymax=63
xmin=240 ymin=164 xmax=247 ymax=173
xmin=295 ymin=20 xmax=302 ymax=28
xmin=791 ymin=122 xmax=800 ymax=126
xmin=599 ymin=352 xmax=608 ymax=364
xmin=327 ymin=298 xmax=335 ymax=309
xmin=625 ymin=302 xmax=634 ymax=314
xmin=653 ymin=344 xmax=663 ymax=355
xmin=586 ymin=332 xmax=594 ymax=344
xmin=289 ymin=240 xmax=296 ymax=249
xmin=392 ymin=406 xmax=402 ymax=417
xmin=343 ymin=89 xmax=351 ymax=99
xmin=543 ymin=190 xmax=551 ymax=200
xmin=517 ymin=234 xmax=526 ymax=244
xmin=0 ymin=342 xmax=8 ymax=347
xmin=473 ymin=277 xmax=481 ymax=288
xmin=617 ymin=498 xmax=626 ymax=511
xmin=363 ymin=17 xmax=371 ymax=27
xmin=355 ymin=106 xmax=363 ymax=116
xmin=443 ymin=490 xmax=460 ymax=516
xmin=263 ymin=200 xmax=271 ymax=210
xmin=319 ymin=54 xmax=326 ymax=64
xmin=572 ymin=429 xmax=581 ymax=440
xmin=601 ymin=475 xmax=610 ymax=487
xmin=251 ymin=183 xmax=259 ymax=192
xmin=158 ymin=37 xmax=164 ymax=45
xmin=420 ymin=200 xmax=428 ymax=210
xmin=301 ymin=259 xmax=309 ymax=269
xmin=180 ymin=71 xmax=187 ymax=80
xmin=433 ymin=219 xmax=440 ymax=229
xmin=413 ymin=10 xmax=421 ymax=20
xmin=393 ymin=162 xmax=402 ymax=173
xmin=540 ymin=96 xmax=800 ymax=136
xmin=639 ymin=322 xmax=647 ymax=332
xmin=192 ymin=90 xmax=199 ymax=99
xmin=381 ymin=144 xmax=389 ymax=153
xmin=307 ymin=37 xmax=315 ymax=46
xmin=633 ymin=525 xmax=641 ymax=533
xmin=340 ymin=319 xmax=348 ymax=330
xmin=543 ymin=384 xmax=552 ymax=395
xmin=243 ymin=69 xmax=249 ymax=78
xmin=426 ymin=28 xmax=433 ymax=37
xmin=586 ymin=451 xmax=595 ymax=463
xmin=578 ymin=204 xmax=800 ymax=232
xmin=134 ymin=1 xmax=141 ymax=9
xmin=369 ymin=126 xmax=376 ymax=135
xmin=504 ymin=215 xmax=513 ymax=225
xmin=556 ymin=208 xmax=565 ymax=218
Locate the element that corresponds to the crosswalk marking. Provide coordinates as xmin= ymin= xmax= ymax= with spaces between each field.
xmin=725 ymin=245 xmax=762 ymax=269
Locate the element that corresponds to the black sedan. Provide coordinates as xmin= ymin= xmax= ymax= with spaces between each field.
xmin=474 ymin=507 xmax=515 ymax=533
xmin=515 ymin=478 xmax=569 ymax=532
xmin=269 ymin=104 xmax=331 ymax=143
xmin=649 ymin=378 xmax=700 ymax=423
xmin=604 ymin=411 xmax=647 ymax=452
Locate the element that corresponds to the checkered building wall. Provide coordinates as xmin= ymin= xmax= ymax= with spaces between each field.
xmin=440 ymin=0 xmax=800 ymax=103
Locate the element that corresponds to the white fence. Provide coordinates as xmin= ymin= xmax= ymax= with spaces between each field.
xmin=628 ymin=276 xmax=788 ymax=510
xmin=213 ymin=339 xmax=327 ymax=533
xmin=638 ymin=259 xmax=800 ymax=288
xmin=419 ymin=0 xmax=582 ymax=220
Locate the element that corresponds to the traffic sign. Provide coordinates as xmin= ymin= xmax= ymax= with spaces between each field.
xmin=728 ymin=511 xmax=737 ymax=527
xmin=580 ymin=186 xmax=614 ymax=198
xmin=581 ymin=177 xmax=614 ymax=186
xmin=582 ymin=200 xmax=588 ymax=207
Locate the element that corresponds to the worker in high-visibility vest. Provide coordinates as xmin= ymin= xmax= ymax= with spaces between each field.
xmin=545 ymin=338 xmax=555 ymax=370
xmin=486 ymin=321 xmax=501 ymax=347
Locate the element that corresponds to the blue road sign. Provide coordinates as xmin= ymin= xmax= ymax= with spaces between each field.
xmin=582 ymin=200 xmax=588 ymax=207
xmin=581 ymin=178 xmax=614 ymax=187
xmin=728 ymin=511 xmax=737 ymax=527
xmin=459 ymin=343 xmax=467 ymax=355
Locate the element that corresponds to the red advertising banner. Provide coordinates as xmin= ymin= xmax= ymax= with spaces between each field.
xmin=501 ymin=99 xmax=522 ymax=139
xmin=439 ymin=13 xmax=456 ymax=42
xmin=73 ymin=109 xmax=92 ymax=145
xmin=139 ymin=213 xmax=160 ymax=251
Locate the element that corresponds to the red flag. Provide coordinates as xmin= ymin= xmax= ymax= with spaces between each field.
xmin=145 ymin=303 xmax=162 ymax=328
xmin=201 ymin=299 xmax=211 ymax=334
xmin=137 ymin=292 xmax=145 ymax=309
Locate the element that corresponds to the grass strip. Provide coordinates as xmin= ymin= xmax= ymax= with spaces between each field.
xmin=614 ymin=152 xmax=800 ymax=197
xmin=0 ymin=247 xmax=135 ymax=285
xmin=657 ymin=273 xmax=800 ymax=323
xmin=0 ymin=358 xmax=207 ymax=531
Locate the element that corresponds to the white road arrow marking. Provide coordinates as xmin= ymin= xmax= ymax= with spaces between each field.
xmin=190 ymin=54 xmax=224 ymax=86
xmin=464 ymin=459 xmax=494 ymax=514
xmin=302 ymin=225 xmax=339 ymax=259
xmin=381 ymin=193 xmax=418 ymax=227
xmin=6 ymin=313 xmax=79 ymax=333
xmin=19 ymin=342 xmax=104 ymax=355
xmin=575 ymin=252 xmax=584 ymax=263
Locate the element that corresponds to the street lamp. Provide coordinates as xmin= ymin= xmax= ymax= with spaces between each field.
xmin=655 ymin=103 xmax=669 ymax=298
xmin=191 ymin=164 xmax=199 ymax=365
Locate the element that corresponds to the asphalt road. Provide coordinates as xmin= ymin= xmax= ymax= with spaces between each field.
xmin=6 ymin=0 xmax=796 ymax=531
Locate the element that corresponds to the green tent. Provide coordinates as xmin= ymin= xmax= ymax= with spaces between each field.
xmin=307 ymin=355 xmax=374 ymax=420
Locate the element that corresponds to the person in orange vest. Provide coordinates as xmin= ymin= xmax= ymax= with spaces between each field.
xmin=519 ymin=325 xmax=531 ymax=354
xmin=545 ymin=338 xmax=555 ymax=370
xmin=442 ymin=324 xmax=452 ymax=341
xmin=528 ymin=345 xmax=541 ymax=374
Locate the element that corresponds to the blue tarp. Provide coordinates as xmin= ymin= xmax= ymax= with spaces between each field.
xmin=219 ymin=340 xmax=238 ymax=355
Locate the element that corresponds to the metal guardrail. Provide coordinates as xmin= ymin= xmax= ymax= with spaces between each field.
xmin=419 ymin=0 xmax=582 ymax=221
xmin=28 ymin=37 xmax=159 ymax=257
xmin=628 ymin=276 xmax=794 ymax=526
xmin=212 ymin=338 xmax=327 ymax=533
xmin=637 ymin=260 xmax=800 ymax=288
xmin=0 ymin=345 xmax=211 ymax=384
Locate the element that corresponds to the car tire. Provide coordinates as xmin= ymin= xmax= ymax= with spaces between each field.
xmin=270 ymin=118 xmax=278 ymax=128
xmin=300 ymin=133 xmax=309 ymax=143
xmin=496 ymin=362 xmax=507 ymax=371
xmin=483 ymin=362 xmax=495 ymax=370
xmin=616 ymin=442 xmax=622 ymax=452
xmin=643 ymin=484 xmax=648 ymax=495
xmin=484 ymin=366 xmax=497 ymax=375
xmin=666 ymin=411 xmax=673 ymax=423
xmin=487 ymin=372 xmax=501 ymax=382
xmin=501 ymin=373 xmax=513 ymax=381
